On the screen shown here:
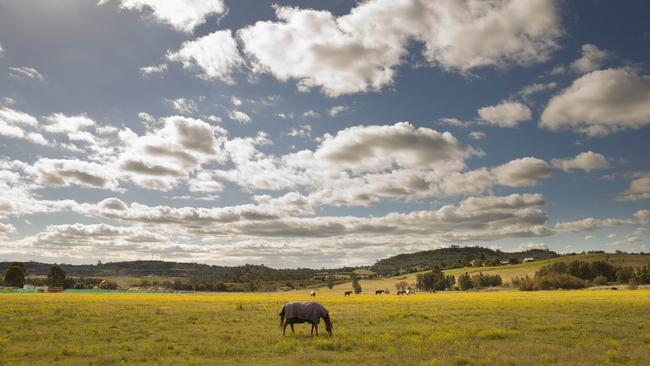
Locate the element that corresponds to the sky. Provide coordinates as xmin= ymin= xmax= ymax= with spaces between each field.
xmin=0 ymin=0 xmax=649 ymax=268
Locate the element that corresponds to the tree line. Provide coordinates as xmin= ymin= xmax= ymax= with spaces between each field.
xmin=513 ymin=260 xmax=650 ymax=290
xmin=415 ymin=267 xmax=503 ymax=291
xmin=3 ymin=262 xmax=75 ymax=288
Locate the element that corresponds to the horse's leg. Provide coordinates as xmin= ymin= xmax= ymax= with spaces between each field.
xmin=314 ymin=324 xmax=318 ymax=336
xmin=283 ymin=321 xmax=288 ymax=336
xmin=311 ymin=323 xmax=314 ymax=336
xmin=290 ymin=323 xmax=295 ymax=334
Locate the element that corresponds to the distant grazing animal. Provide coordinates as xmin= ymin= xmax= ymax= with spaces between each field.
xmin=344 ymin=291 xmax=352 ymax=297
xmin=279 ymin=302 xmax=333 ymax=337
xmin=375 ymin=290 xmax=384 ymax=295
xmin=397 ymin=290 xmax=406 ymax=295
xmin=310 ymin=290 xmax=316 ymax=297
xmin=611 ymin=287 xmax=618 ymax=290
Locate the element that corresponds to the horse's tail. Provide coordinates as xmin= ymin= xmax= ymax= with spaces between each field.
xmin=279 ymin=305 xmax=285 ymax=329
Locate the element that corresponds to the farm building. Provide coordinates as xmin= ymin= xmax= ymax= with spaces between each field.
xmin=22 ymin=285 xmax=48 ymax=292
xmin=522 ymin=257 xmax=535 ymax=263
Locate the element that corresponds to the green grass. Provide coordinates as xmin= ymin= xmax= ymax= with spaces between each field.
xmin=1 ymin=290 xmax=649 ymax=365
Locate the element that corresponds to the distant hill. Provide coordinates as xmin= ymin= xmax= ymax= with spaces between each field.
xmin=0 ymin=260 xmax=348 ymax=283
xmin=371 ymin=246 xmax=559 ymax=275
xmin=0 ymin=247 xmax=559 ymax=280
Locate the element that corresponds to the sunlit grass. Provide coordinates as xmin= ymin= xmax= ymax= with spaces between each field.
xmin=1 ymin=290 xmax=649 ymax=365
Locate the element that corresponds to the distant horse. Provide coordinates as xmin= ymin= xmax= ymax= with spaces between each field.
xmin=310 ymin=290 xmax=316 ymax=297
xmin=396 ymin=290 xmax=406 ymax=295
xmin=344 ymin=291 xmax=352 ymax=296
xmin=375 ymin=290 xmax=384 ymax=295
xmin=279 ymin=302 xmax=333 ymax=337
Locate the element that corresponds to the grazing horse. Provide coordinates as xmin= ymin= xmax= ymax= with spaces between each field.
xmin=344 ymin=290 xmax=352 ymax=297
xmin=310 ymin=290 xmax=316 ymax=297
xmin=396 ymin=290 xmax=405 ymax=295
xmin=279 ymin=302 xmax=333 ymax=337
xmin=375 ymin=290 xmax=384 ymax=295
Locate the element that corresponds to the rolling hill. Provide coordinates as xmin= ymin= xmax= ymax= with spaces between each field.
xmin=319 ymin=252 xmax=650 ymax=293
xmin=370 ymin=246 xmax=559 ymax=275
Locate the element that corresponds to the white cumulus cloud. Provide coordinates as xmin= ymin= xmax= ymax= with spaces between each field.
xmin=617 ymin=173 xmax=650 ymax=202
xmin=570 ymin=43 xmax=609 ymax=74
xmin=99 ymin=0 xmax=226 ymax=33
xmin=478 ymin=100 xmax=532 ymax=127
xmin=540 ymin=68 xmax=650 ymax=136
xmin=551 ymin=151 xmax=609 ymax=173
xmin=238 ymin=0 xmax=561 ymax=96
xmin=167 ymin=30 xmax=243 ymax=84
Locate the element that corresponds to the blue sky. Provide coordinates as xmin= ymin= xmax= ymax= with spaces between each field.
xmin=0 ymin=0 xmax=649 ymax=267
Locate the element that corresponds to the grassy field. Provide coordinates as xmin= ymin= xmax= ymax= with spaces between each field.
xmin=334 ymin=253 xmax=650 ymax=293
xmin=1 ymin=290 xmax=649 ymax=365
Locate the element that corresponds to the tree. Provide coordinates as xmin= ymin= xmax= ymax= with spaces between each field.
xmin=416 ymin=267 xmax=448 ymax=292
xmin=416 ymin=271 xmax=434 ymax=291
xmin=395 ymin=280 xmax=409 ymax=292
xmin=590 ymin=261 xmax=616 ymax=281
xmin=444 ymin=275 xmax=456 ymax=290
xmin=9 ymin=262 xmax=26 ymax=273
xmin=98 ymin=279 xmax=118 ymax=290
xmin=327 ymin=274 xmax=335 ymax=290
xmin=458 ymin=272 xmax=473 ymax=291
xmin=471 ymin=272 xmax=502 ymax=288
xmin=47 ymin=265 xmax=66 ymax=287
xmin=352 ymin=275 xmax=362 ymax=294
xmin=4 ymin=262 xmax=26 ymax=288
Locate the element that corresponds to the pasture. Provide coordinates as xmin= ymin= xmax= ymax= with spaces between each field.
xmin=1 ymin=290 xmax=649 ymax=365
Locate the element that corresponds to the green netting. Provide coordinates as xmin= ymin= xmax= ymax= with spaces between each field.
xmin=62 ymin=289 xmax=177 ymax=294
xmin=1 ymin=288 xmax=178 ymax=294
xmin=1 ymin=288 xmax=45 ymax=293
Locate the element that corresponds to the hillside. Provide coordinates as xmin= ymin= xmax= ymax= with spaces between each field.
xmin=371 ymin=246 xmax=559 ymax=275
xmin=0 ymin=260 xmax=349 ymax=283
xmin=442 ymin=252 xmax=650 ymax=282
xmin=319 ymin=252 xmax=650 ymax=293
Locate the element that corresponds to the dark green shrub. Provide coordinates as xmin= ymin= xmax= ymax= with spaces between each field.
xmin=592 ymin=275 xmax=608 ymax=286
xmin=533 ymin=274 xmax=585 ymax=290
xmin=516 ymin=276 xmax=536 ymax=291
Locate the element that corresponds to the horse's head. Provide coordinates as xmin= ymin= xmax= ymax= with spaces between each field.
xmin=324 ymin=315 xmax=333 ymax=337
